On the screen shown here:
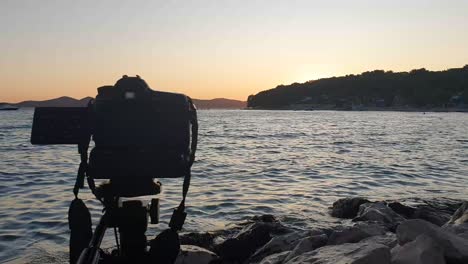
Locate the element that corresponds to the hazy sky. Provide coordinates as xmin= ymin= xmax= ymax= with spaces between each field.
xmin=1 ymin=0 xmax=468 ymax=102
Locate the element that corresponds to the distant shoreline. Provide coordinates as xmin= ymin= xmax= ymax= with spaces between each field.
xmin=246 ymin=106 xmax=468 ymax=113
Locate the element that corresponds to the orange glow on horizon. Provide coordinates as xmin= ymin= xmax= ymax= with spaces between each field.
xmin=1 ymin=1 xmax=468 ymax=103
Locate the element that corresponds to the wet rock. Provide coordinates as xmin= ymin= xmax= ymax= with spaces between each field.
xmin=388 ymin=201 xmax=452 ymax=226
xmin=252 ymin=214 xmax=278 ymax=223
xmin=391 ymin=234 xmax=445 ymax=264
xmin=445 ymin=201 xmax=468 ymax=226
xmin=354 ymin=202 xmax=405 ymax=228
xmin=331 ymin=197 xmax=370 ymax=218
xmin=249 ymin=231 xmax=310 ymax=263
xmin=283 ymin=234 xmax=328 ymax=262
xmin=443 ymin=201 xmax=468 ymax=241
xmin=396 ymin=219 xmax=468 ymax=263
xmin=215 ymin=221 xmax=289 ymax=262
xmin=259 ymin=251 xmax=291 ymax=264
xmin=412 ymin=206 xmax=451 ymax=227
xmin=360 ymin=232 xmax=397 ymax=248
xmin=422 ymin=198 xmax=464 ymax=216
xmin=327 ymin=222 xmax=387 ymax=245
xmin=179 ymin=232 xmax=216 ymax=250
xmin=284 ymin=241 xmax=390 ymax=264
xmin=175 ymin=245 xmax=218 ymax=264
xmin=388 ymin=202 xmax=416 ymax=218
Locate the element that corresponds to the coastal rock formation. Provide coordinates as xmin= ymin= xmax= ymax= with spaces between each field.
xmin=443 ymin=201 xmax=468 ymax=239
xmin=248 ymin=231 xmax=310 ymax=263
xmin=391 ymin=234 xmax=445 ymax=264
xmin=396 ymin=219 xmax=468 ymax=263
xmin=175 ymin=245 xmax=218 ymax=264
xmin=388 ymin=202 xmax=416 ymax=218
xmin=446 ymin=201 xmax=468 ymax=225
xmin=215 ymin=220 xmax=289 ymax=262
xmin=412 ymin=206 xmax=451 ymax=227
xmin=179 ymin=232 xmax=217 ymax=251
xmin=259 ymin=251 xmax=291 ymax=264
xmin=327 ymin=222 xmax=387 ymax=245
xmin=353 ymin=202 xmax=405 ymax=229
xmin=284 ymin=242 xmax=391 ymax=264
xmin=175 ymin=198 xmax=468 ymax=264
xmin=360 ymin=233 xmax=397 ymax=248
xmin=282 ymin=234 xmax=328 ymax=262
xmin=388 ymin=201 xmax=455 ymax=226
xmin=331 ymin=197 xmax=370 ymax=218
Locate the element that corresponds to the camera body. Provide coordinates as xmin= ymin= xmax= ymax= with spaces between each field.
xmin=31 ymin=76 xmax=197 ymax=263
xmin=31 ymin=75 xmax=197 ymax=181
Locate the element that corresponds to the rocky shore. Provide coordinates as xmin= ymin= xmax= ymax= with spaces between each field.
xmin=175 ymin=197 xmax=468 ymax=264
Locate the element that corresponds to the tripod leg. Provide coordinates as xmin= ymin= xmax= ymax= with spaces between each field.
xmin=69 ymin=198 xmax=92 ymax=264
xmin=149 ymin=229 xmax=180 ymax=264
xmin=76 ymin=212 xmax=108 ymax=264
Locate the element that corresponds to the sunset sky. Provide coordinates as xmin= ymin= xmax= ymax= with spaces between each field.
xmin=1 ymin=0 xmax=468 ymax=102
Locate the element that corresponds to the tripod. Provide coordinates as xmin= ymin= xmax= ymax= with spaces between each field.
xmin=73 ymin=180 xmax=181 ymax=264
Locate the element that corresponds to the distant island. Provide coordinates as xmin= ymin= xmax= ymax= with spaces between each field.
xmin=247 ymin=65 xmax=468 ymax=111
xmin=0 ymin=97 xmax=246 ymax=109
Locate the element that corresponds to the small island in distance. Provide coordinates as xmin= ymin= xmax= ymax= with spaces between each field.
xmin=0 ymin=97 xmax=246 ymax=110
xmin=248 ymin=65 xmax=468 ymax=112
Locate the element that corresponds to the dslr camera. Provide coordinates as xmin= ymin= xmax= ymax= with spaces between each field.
xmin=31 ymin=75 xmax=198 ymax=264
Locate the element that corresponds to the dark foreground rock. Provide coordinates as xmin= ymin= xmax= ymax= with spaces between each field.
xmin=248 ymin=230 xmax=313 ymax=263
xmin=175 ymin=245 xmax=218 ymax=264
xmin=443 ymin=201 xmax=468 ymax=240
xmin=388 ymin=202 xmax=452 ymax=226
xmin=285 ymin=241 xmax=391 ymax=264
xmin=327 ymin=222 xmax=387 ymax=245
xmin=180 ymin=232 xmax=217 ymax=251
xmin=331 ymin=197 xmax=370 ymax=218
xmin=353 ymin=202 xmax=405 ymax=230
xmin=396 ymin=219 xmax=468 ymax=263
xmin=391 ymin=234 xmax=445 ymax=264
xmin=215 ymin=220 xmax=290 ymax=262
xmin=282 ymin=234 xmax=328 ymax=263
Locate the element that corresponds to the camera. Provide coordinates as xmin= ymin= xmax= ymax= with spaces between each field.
xmin=31 ymin=75 xmax=196 ymax=181
xmin=31 ymin=75 xmax=198 ymax=264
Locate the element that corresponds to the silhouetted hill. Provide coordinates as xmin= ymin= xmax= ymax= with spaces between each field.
xmin=193 ymin=98 xmax=246 ymax=109
xmin=14 ymin=96 xmax=94 ymax=107
xmin=247 ymin=65 xmax=468 ymax=110
xmin=6 ymin=97 xmax=245 ymax=109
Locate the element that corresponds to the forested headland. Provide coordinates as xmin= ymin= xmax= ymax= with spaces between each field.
xmin=247 ymin=66 xmax=468 ymax=111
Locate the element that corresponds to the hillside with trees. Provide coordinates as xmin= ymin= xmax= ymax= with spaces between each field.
xmin=247 ymin=66 xmax=468 ymax=110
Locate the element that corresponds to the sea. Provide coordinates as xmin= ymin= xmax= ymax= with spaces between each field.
xmin=1 ymin=109 xmax=467 ymax=263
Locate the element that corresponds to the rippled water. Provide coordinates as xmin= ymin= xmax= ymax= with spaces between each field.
xmin=1 ymin=109 xmax=468 ymax=263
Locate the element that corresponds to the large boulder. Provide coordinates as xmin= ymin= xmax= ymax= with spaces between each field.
xmin=443 ymin=201 xmax=468 ymax=241
xmin=175 ymin=245 xmax=218 ymax=264
xmin=249 ymin=231 xmax=311 ymax=263
xmin=215 ymin=221 xmax=289 ymax=262
xmin=252 ymin=214 xmax=279 ymax=223
xmin=179 ymin=232 xmax=217 ymax=251
xmin=388 ymin=202 xmax=416 ymax=218
xmin=391 ymin=234 xmax=445 ymax=264
xmin=360 ymin=233 xmax=397 ymax=248
xmin=259 ymin=251 xmax=291 ymax=264
xmin=327 ymin=222 xmax=387 ymax=245
xmin=283 ymin=234 xmax=328 ymax=262
xmin=354 ymin=202 xmax=406 ymax=229
xmin=445 ymin=201 xmax=468 ymax=226
xmin=396 ymin=219 xmax=468 ymax=263
xmin=284 ymin=241 xmax=391 ymax=264
xmin=388 ymin=202 xmax=452 ymax=226
xmin=412 ymin=206 xmax=451 ymax=227
xmin=331 ymin=197 xmax=370 ymax=218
